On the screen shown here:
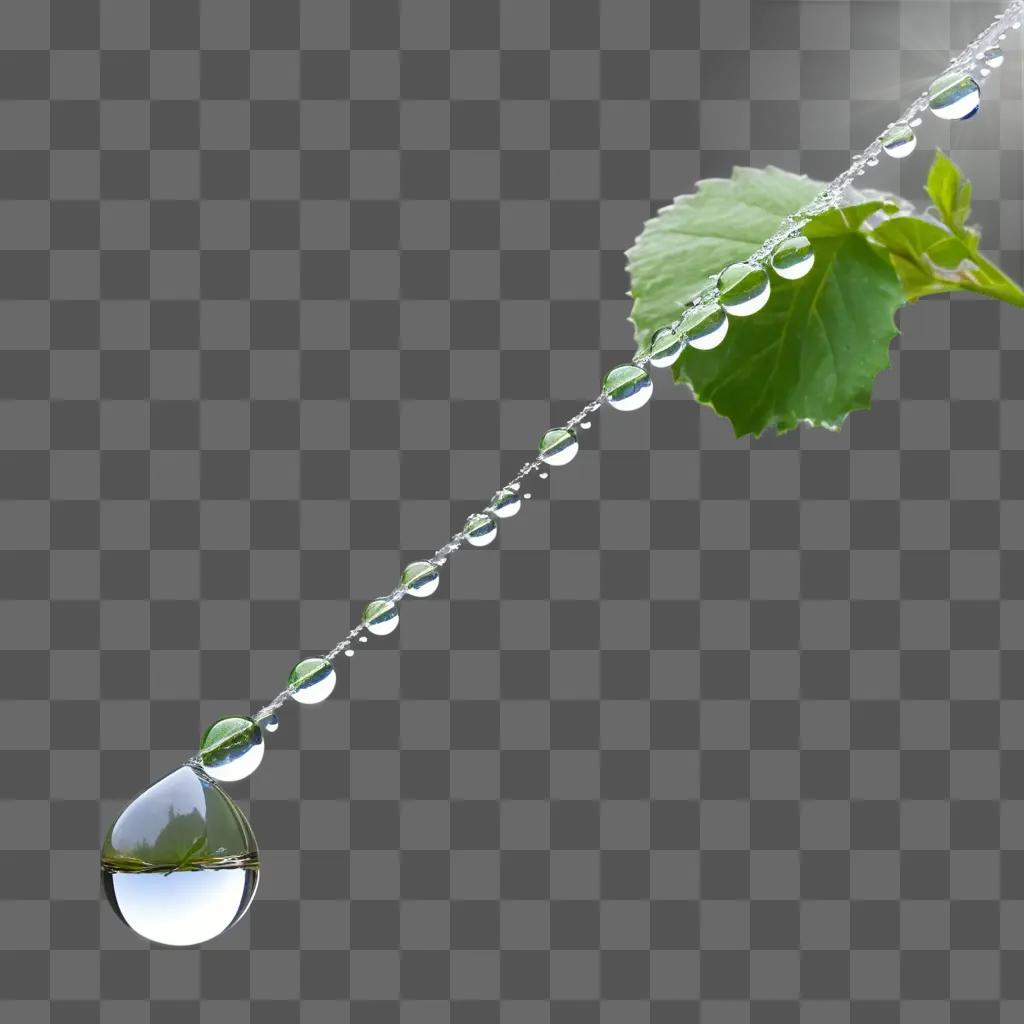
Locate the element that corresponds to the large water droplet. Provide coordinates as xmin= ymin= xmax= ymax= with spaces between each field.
xmin=717 ymin=262 xmax=770 ymax=316
xmin=770 ymin=235 xmax=815 ymax=280
xmin=928 ymin=71 xmax=981 ymax=120
xmin=363 ymin=599 xmax=399 ymax=635
xmin=881 ymin=123 xmax=917 ymax=158
xmin=983 ymin=46 xmax=1004 ymax=69
xmin=198 ymin=717 xmax=264 ymax=782
xmin=288 ymin=656 xmax=337 ymax=704
xmin=680 ymin=302 xmax=729 ymax=351
xmin=539 ymin=427 xmax=579 ymax=466
xmin=488 ymin=488 xmax=521 ymax=519
xmin=647 ymin=326 xmax=685 ymax=369
xmin=101 ymin=765 xmax=259 ymax=946
xmin=464 ymin=512 xmax=497 ymax=547
xmin=401 ymin=560 xmax=440 ymax=597
xmin=602 ymin=364 xmax=653 ymax=411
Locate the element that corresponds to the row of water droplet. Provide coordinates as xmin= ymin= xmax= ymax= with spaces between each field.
xmin=195 ymin=3 xmax=1024 ymax=785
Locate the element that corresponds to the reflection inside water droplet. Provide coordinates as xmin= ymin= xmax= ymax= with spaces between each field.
xmin=101 ymin=766 xmax=259 ymax=947
xmin=928 ymin=71 xmax=981 ymax=120
xmin=602 ymin=364 xmax=653 ymax=412
xmin=464 ymin=513 xmax=497 ymax=547
xmin=881 ymin=124 xmax=917 ymax=158
xmin=401 ymin=560 xmax=440 ymax=597
xmin=363 ymin=599 xmax=399 ymax=636
xmin=717 ymin=262 xmax=770 ymax=316
xmin=770 ymin=235 xmax=815 ymax=281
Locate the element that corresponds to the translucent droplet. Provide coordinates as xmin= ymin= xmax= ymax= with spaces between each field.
xmin=928 ymin=71 xmax=981 ymax=120
xmin=770 ymin=235 xmax=815 ymax=281
xmin=581 ymin=421 xmax=592 ymax=429
xmin=1013 ymin=21 xmax=1021 ymax=30
xmin=401 ymin=560 xmax=440 ymax=597
xmin=980 ymin=67 xmax=992 ymax=78
xmin=358 ymin=636 xmax=368 ymax=642
xmin=680 ymin=302 xmax=729 ymax=351
xmin=717 ymin=262 xmax=770 ymax=316
xmin=464 ymin=512 xmax=497 ymax=547
xmin=488 ymin=488 xmax=521 ymax=519
xmin=539 ymin=472 xmax=549 ymax=479
xmin=984 ymin=47 xmax=1004 ymax=68
xmin=345 ymin=649 xmax=355 ymax=657
xmin=602 ymin=364 xmax=653 ymax=411
xmin=909 ymin=116 xmax=923 ymax=127
xmin=881 ymin=124 xmax=917 ymax=158
xmin=648 ymin=325 xmax=684 ymax=369
xmin=198 ymin=716 xmax=264 ymax=782
xmin=363 ymin=599 xmax=399 ymax=636
xmin=539 ymin=428 xmax=579 ymax=466
xmin=261 ymin=714 xmax=279 ymax=733
xmin=523 ymin=493 xmax=532 ymax=499
xmin=101 ymin=765 xmax=259 ymax=946
xmin=866 ymin=157 xmax=879 ymax=167
xmin=287 ymin=656 xmax=337 ymax=705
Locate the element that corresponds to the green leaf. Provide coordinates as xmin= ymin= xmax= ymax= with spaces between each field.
xmin=873 ymin=153 xmax=1024 ymax=308
xmin=626 ymin=156 xmax=1024 ymax=438
xmin=626 ymin=166 xmax=823 ymax=348
xmin=925 ymin=149 xmax=976 ymax=241
xmin=671 ymin=199 xmax=905 ymax=437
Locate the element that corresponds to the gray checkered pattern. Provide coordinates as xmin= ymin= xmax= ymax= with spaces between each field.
xmin=2 ymin=0 xmax=1024 ymax=1019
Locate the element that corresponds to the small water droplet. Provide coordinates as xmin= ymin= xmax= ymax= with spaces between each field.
xmin=983 ymin=46 xmax=1005 ymax=69
xmin=928 ymin=71 xmax=981 ymax=120
xmin=680 ymin=302 xmax=729 ymax=351
xmin=401 ymin=559 xmax=441 ymax=597
xmin=1013 ymin=21 xmax=1021 ymax=31
xmin=488 ymin=488 xmax=521 ymax=519
xmin=509 ymin=482 xmax=521 ymax=491
xmin=539 ymin=428 xmax=579 ymax=466
xmin=717 ymin=262 xmax=770 ymax=316
xmin=980 ymin=67 xmax=991 ymax=77
xmin=909 ymin=116 xmax=923 ymax=127
xmin=648 ymin=325 xmax=684 ymax=369
xmin=261 ymin=714 xmax=279 ymax=733
xmin=359 ymin=636 xmax=368 ymax=642
xmin=770 ymin=235 xmax=815 ymax=281
xmin=881 ymin=124 xmax=917 ymax=159
xmin=866 ymin=157 xmax=879 ymax=167
xmin=288 ymin=657 xmax=337 ymax=705
xmin=362 ymin=599 xmax=399 ymax=636
xmin=345 ymin=649 xmax=355 ymax=657
xmin=464 ymin=512 xmax=497 ymax=547
xmin=539 ymin=472 xmax=549 ymax=480
xmin=581 ymin=421 xmax=592 ymax=429
xmin=198 ymin=717 xmax=264 ymax=782
xmin=101 ymin=766 xmax=259 ymax=946
xmin=602 ymin=364 xmax=653 ymax=412
xmin=523 ymin=493 xmax=532 ymax=500
xmin=999 ymin=32 xmax=1008 ymax=40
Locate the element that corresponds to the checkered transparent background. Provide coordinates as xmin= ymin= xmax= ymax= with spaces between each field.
xmin=2 ymin=0 xmax=1024 ymax=1020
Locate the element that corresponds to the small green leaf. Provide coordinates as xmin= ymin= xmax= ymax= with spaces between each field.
xmin=875 ymin=153 xmax=1024 ymax=308
xmin=925 ymin=149 xmax=976 ymax=241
